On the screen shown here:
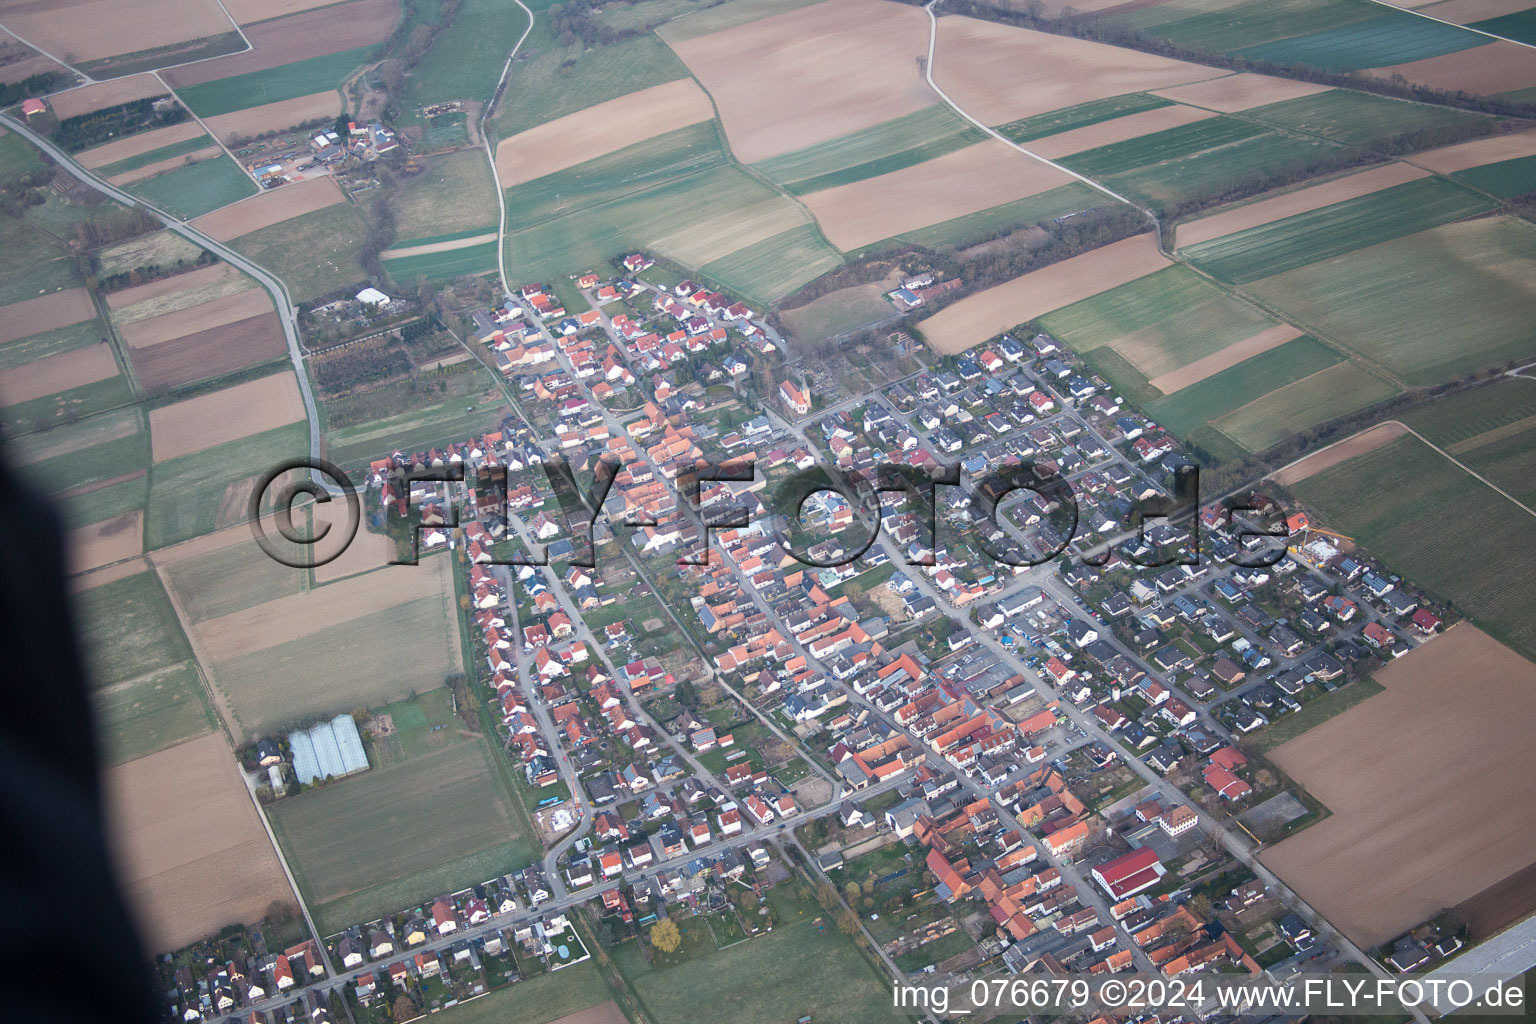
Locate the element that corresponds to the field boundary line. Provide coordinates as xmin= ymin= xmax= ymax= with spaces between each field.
xmin=152 ymin=70 xmax=255 ymax=184
xmin=0 ymin=22 xmax=97 ymax=84
xmin=1361 ymin=0 xmax=1536 ymax=51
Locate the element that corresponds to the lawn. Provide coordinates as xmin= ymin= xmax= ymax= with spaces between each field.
xmin=126 ymin=156 xmax=259 ymax=220
xmin=494 ymin=29 xmax=690 ymax=136
xmin=229 ymin=202 xmax=369 ymax=302
xmin=1243 ymin=678 xmax=1385 ymax=753
xmin=175 ymin=46 xmax=378 ymax=117
xmin=611 ymin=881 xmax=893 ymax=1024
xmin=1289 ymin=434 xmax=1536 ymax=661
xmin=995 ymin=92 xmax=1175 ymax=142
xmin=145 ymin=420 xmax=310 ymax=549
xmin=780 ymin=280 xmax=895 ymax=343
xmin=1242 ymin=88 xmax=1497 ymax=148
xmin=1210 ymin=361 xmax=1399 ymax=452
xmin=1038 ymin=265 xmax=1279 ymax=380
xmin=1180 ymin=175 xmax=1497 ymax=284
xmin=390 ymin=149 xmax=498 ymax=241
xmin=268 ymin=690 xmax=537 ymax=934
xmin=421 ymin=961 xmax=616 ymax=1024
xmin=752 ymin=104 xmax=984 ymax=195
xmin=1246 ymin=215 xmax=1536 ymax=385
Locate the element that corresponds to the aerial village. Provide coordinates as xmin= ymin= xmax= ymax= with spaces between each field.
xmin=160 ymin=249 xmax=1457 ymax=1024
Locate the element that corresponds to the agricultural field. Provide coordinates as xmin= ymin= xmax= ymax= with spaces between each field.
xmin=227 ymin=201 xmax=370 ymax=301
xmin=0 ymin=280 xmax=132 ymax=435
xmin=105 ymin=731 xmax=293 ymax=951
xmin=0 ymin=0 xmax=242 ymax=72
xmin=609 ymin=880 xmax=894 ymax=1024
xmin=1245 ymin=215 xmax=1536 ymax=385
xmin=172 ymin=45 xmax=377 ymax=118
xmin=267 ymin=688 xmax=535 ymax=934
xmin=890 ymin=183 xmax=1104 ymax=249
xmin=71 ymin=568 xmax=213 ymax=765
xmin=415 ymin=962 xmax=620 ymax=1024
xmin=1037 ymin=265 xmax=1283 ymax=382
xmin=0 ymin=218 xmax=81 ymax=306
xmin=320 ymin=362 xmax=509 ymax=475
xmin=399 ymin=0 xmax=534 ymax=110
xmin=1180 ymin=175 xmax=1497 ymax=283
xmin=191 ymin=174 xmax=346 ymax=241
xmin=122 ymin=155 xmax=259 ymax=220
xmin=177 ymin=550 xmax=462 ymax=737
xmin=145 ymin=420 xmax=310 ymax=548
xmin=1208 ymin=360 xmax=1399 ymax=451
xmin=1239 ymin=88 xmax=1501 ymax=149
xmin=752 ymin=104 xmax=984 ymax=195
xmin=1289 ymin=434 xmax=1536 ymax=660
xmin=780 ymin=278 xmax=898 ymax=342
xmin=1400 ymin=377 xmax=1536 ymax=506
xmin=1138 ymin=334 xmax=1343 ymax=438
xmin=1261 ymin=626 xmax=1536 ymax=948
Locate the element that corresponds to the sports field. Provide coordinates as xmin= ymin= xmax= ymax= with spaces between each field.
xmin=1261 ymin=626 xmax=1536 ymax=948
xmin=267 ymin=688 xmax=536 ymax=934
xmin=610 ymin=880 xmax=894 ymax=1024
xmin=1289 ymin=433 xmax=1536 ymax=660
xmin=1246 ymin=215 xmax=1536 ymax=385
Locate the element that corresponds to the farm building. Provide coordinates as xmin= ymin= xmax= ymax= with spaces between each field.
xmin=289 ymin=714 xmax=370 ymax=785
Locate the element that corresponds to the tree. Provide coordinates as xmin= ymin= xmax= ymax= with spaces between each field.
xmin=843 ymin=881 xmax=861 ymax=903
xmin=649 ymin=918 xmax=681 ymax=954
xmin=393 ymin=994 xmax=414 ymax=1022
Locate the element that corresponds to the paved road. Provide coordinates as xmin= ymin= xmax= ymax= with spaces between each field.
xmin=0 ymin=115 xmax=324 ymax=468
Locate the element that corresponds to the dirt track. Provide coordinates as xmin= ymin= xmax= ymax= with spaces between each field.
xmin=148 ymin=371 xmax=306 ymax=461
xmin=802 ymin=138 xmax=1074 ymax=250
xmin=669 ymin=0 xmax=934 ymax=163
xmin=1260 ymin=625 xmax=1536 ymax=947
xmin=104 ymin=731 xmax=294 ymax=951
xmin=1270 ymin=422 xmax=1408 ymax=486
xmin=496 ymin=78 xmax=714 ymax=184
xmin=190 ymin=174 xmax=344 ymax=241
xmin=918 ymin=234 xmax=1168 ymax=354
xmin=1175 ymin=162 xmax=1429 ymax=248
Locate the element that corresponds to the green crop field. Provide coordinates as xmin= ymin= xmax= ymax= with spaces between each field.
xmin=1181 ymin=176 xmax=1497 ymax=284
xmin=126 ymin=156 xmax=259 ymax=220
xmin=383 ymin=241 xmax=498 ymax=284
xmin=392 ymin=149 xmax=497 ymax=240
xmin=891 ymin=182 xmax=1103 ymax=249
xmin=1064 ymin=117 xmax=1270 ymax=180
xmin=494 ymin=28 xmax=690 ymax=136
xmin=322 ymin=365 xmax=508 ymax=474
xmin=1242 ymin=89 xmax=1497 ymax=148
xmin=0 ymin=130 xmax=47 ymax=180
xmin=268 ymin=689 xmax=535 ymax=934
xmin=146 ymin=420 xmax=309 ymax=549
xmin=1246 ymin=215 xmax=1536 ymax=385
xmin=1402 ymin=378 xmax=1536 ymax=507
xmin=175 ymin=46 xmax=376 ymax=117
xmin=995 ymin=93 xmax=1174 ymax=142
xmin=1453 ymin=154 xmax=1536 ymax=199
xmin=1142 ymin=335 xmax=1343 ymax=436
xmin=94 ymin=136 xmax=213 ymax=179
xmin=1471 ymin=9 xmax=1536 ymax=45
xmin=1110 ymin=0 xmax=1377 ymax=52
xmin=401 ymin=0 xmax=534 ymax=108
xmin=700 ymin=223 xmax=843 ymax=304
xmin=1211 ymin=360 xmax=1398 ymax=451
xmin=1039 ymin=265 xmax=1278 ymax=380
xmin=11 ymin=408 xmax=148 ymax=511
xmin=57 ymin=475 xmax=149 ymax=529
xmin=0 ymin=319 xmax=106 ymax=372
xmin=1290 ymin=434 xmax=1536 ymax=661
xmin=1 ymin=370 xmax=135 ymax=438
xmin=1234 ymin=13 xmax=1489 ymax=70
xmin=611 ymin=880 xmax=894 ymax=1024
xmin=229 ymin=202 xmax=369 ymax=302
xmin=162 ymin=539 xmax=308 ymax=624
xmin=73 ymin=570 xmax=213 ymax=765
xmin=753 ymin=104 xmax=984 ymax=194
